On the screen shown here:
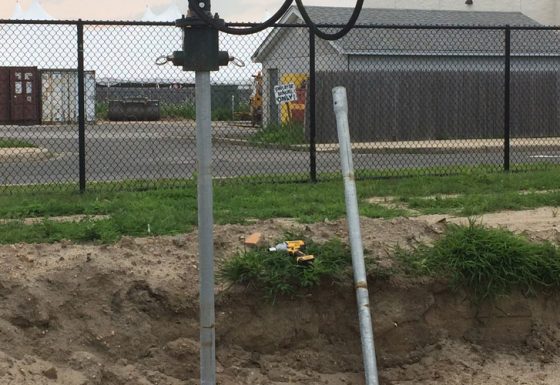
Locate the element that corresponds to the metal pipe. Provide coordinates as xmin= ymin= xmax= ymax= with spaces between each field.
xmin=332 ymin=86 xmax=379 ymax=385
xmin=196 ymin=71 xmax=216 ymax=385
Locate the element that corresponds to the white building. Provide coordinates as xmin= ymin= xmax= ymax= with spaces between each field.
xmin=364 ymin=0 xmax=560 ymax=25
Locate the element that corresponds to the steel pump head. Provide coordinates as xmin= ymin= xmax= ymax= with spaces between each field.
xmin=170 ymin=0 xmax=229 ymax=72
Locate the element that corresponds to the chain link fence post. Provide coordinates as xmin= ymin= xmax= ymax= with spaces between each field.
xmin=77 ymin=20 xmax=86 ymax=192
xmin=504 ymin=25 xmax=511 ymax=172
xmin=309 ymin=28 xmax=317 ymax=183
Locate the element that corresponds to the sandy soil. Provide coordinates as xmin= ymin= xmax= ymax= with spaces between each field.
xmin=413 ymin=206 xmax=560 ymax=242
xmin=0 ymin=214 xmax=559 ymax=384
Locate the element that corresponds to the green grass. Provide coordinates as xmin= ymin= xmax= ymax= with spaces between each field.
xmin=95 ymin=102 xmax=108 ymax=120
xmin=212 ymin=107 xmax=233 ymax=121
xmin=396 ymin=221 xmax=560 ymax=302
xmin=0 ymin=139 xmax=36 ymax=148
xmin=356 ymin=166 xmax=560 ymax=216
xmin=157 ymin=104 xmax=239 ymax=121
xmin=219 ymin=237 xmax=351 ymax=300
xmin=160 ymin=103 xmax=196 ymax=120
xmin=1 ymin=167 xmax=560 ymax=244
xmin=249 ymin=122 xmax=306 ymax=146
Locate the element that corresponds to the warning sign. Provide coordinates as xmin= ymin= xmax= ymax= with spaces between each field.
xmin=274 ymin=83 xmax=297 ymax=104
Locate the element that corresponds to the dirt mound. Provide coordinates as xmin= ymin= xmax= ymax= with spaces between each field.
xmin=0 ymin=217 xmax=559 ymax=384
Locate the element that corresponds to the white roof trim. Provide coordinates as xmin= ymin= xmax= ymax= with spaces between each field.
xmin=251 ymin=6 xmax=345 ymax=62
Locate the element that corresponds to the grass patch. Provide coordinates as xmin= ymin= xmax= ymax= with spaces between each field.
xmin=160 ymin=103 xmax=196 ymax=120
xmin=404 ymin=190 xmax=560 ymax=216
xmin=219 ymin=237 xmax=351 ymax=300
xmin=249 ymin=122 xmax=306 ymax=146
xmin=212 ymin=107 xmax=233 ymax=121
xmin=357 ymin=166 xmax=560 ymax=216
xmin=0 ymin=139 xmax=36 ymax=148
xmin=2 ymin=167 xmax=560 ymax=244
xmin=95 ymin=102 xmax=108 ymax=120
xmin=0 ymin=218 xmax=120 ymax=244
xmin=157 ymin=104 xmax=238 ymax=121
xmin=396 ymin=221 xmax=560 ymax=303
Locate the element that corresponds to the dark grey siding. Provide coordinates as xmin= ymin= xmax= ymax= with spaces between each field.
xmin=311 ymin=58 xmax=560 ymax=143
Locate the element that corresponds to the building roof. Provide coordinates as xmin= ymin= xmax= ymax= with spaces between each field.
xmin=308 ymin=6 xmax=541 ymax=26
xmin=253 ymin=6 xmax=560 ymax=61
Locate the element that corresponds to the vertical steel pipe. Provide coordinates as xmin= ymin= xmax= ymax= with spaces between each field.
xmin=196 ymin=71 xmax=216 ymax=385
xmin=332 ymin=86 xmax=379 ymax=385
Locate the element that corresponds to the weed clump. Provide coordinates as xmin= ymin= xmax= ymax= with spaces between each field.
xmin=249 ymin=122 xmax=306 ymax=146
xmin=397 ymin=220 xmax=560 ymax=302
xmin=219 ymin=238 xmax=351 ymax=300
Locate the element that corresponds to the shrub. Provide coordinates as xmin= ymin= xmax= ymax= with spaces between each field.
xmin=160 ymin=103 xmax=196 ymax=120
xmin=95 ymin=102 xmax=108 ymax=120
xmin=249 ymin=122 xmax=306 ymax=146
xmin=0 ymin=139 xmax=36 ymax=148
xmin=396 ymin=220 xmax=560 ymax=302
xmin=219 ymin=237 xmax=351 ymax=300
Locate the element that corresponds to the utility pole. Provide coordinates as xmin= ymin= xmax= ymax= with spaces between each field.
xmin=159 ymin=2 xmax=231 ymax=384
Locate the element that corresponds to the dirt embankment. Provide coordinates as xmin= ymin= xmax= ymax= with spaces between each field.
xmin=0 ymin=217 xmax=559 ymax=384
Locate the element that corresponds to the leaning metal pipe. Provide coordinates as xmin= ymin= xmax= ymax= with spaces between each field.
xmin=196 ymin=71 xmax=216 ymax=385
xmin=332 ymin=86 xmax=380 ymax=385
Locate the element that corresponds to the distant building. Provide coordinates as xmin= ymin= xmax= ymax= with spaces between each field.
xmin=364 ymin=0 xmax=560 ymax=26
xmin=253 ymin=6 xmax=560 ymax=142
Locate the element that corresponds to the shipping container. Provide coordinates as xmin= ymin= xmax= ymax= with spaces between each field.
xmin=0 ymin=67 xmax=40 ymax=125
xmin=40 ymin=69 xmax=96 ymax=124
xmin=0 ymin=68 xmax=9 ymax=123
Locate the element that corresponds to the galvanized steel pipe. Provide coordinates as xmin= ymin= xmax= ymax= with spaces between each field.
xmin=196 ymin=71 xmax=216 ymax=385
xmin=332 ymin=86 xmax=379 ymax=385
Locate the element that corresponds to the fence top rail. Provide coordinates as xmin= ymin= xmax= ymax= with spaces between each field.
xmin=0 ymin=19 xmax=559 ymax=31
xmin=227 ymin=22 xmax=560 ymax=31
xmin=0 ymin=19 xmax=174 ymax=26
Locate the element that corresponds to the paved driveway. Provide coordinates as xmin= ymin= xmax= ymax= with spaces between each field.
xmin=0 ymin=121 xmax=557 ymax=187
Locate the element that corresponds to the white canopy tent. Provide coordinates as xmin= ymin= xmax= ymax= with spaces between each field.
xmin=9 ymin=2 xmax=25 ymax=20
xmin=9 ymin=0 xmax=54 ymax=20
xmin=153 ymin=3 xmax=182 ymax=22
xmin=139 ymin=2 xmax=185 ymax=22
xmin=3 ymin=1 xmax=264 ymax=85
xmin=140 ymin=6 xmax=159 ymax=22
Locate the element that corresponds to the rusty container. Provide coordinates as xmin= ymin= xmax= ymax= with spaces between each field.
xmin=0 ymin=67 xmax=40 ymax=125
xmin=0 ymin=68 xmax=9 ymax=123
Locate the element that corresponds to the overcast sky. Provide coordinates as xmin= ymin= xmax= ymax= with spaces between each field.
xmin=0 ymin=0 xmax=360 ymax=21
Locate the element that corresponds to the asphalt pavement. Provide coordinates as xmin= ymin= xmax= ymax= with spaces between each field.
xmin=0 ymin=121 xmax=558 ymax=187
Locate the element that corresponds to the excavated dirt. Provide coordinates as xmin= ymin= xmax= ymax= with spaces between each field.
xmin=1 ymin=216 xmax=560 ymax=384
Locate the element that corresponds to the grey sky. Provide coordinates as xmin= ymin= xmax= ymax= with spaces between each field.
xmin=1 ymin=0 xmax=361 ymax=21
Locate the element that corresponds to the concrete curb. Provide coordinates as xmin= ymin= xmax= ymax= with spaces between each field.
xmin=214 ymin=137 xmax=560 ymax=154
xmin=0 ymin=148 xmax=51 ymax=161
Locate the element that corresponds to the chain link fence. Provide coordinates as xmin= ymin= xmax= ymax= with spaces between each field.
xmin=0 ymin=19 xmax=559 ymax=191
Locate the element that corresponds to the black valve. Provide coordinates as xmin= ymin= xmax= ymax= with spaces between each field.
xmin=171 ymin=0 xmax=230 ymax=72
